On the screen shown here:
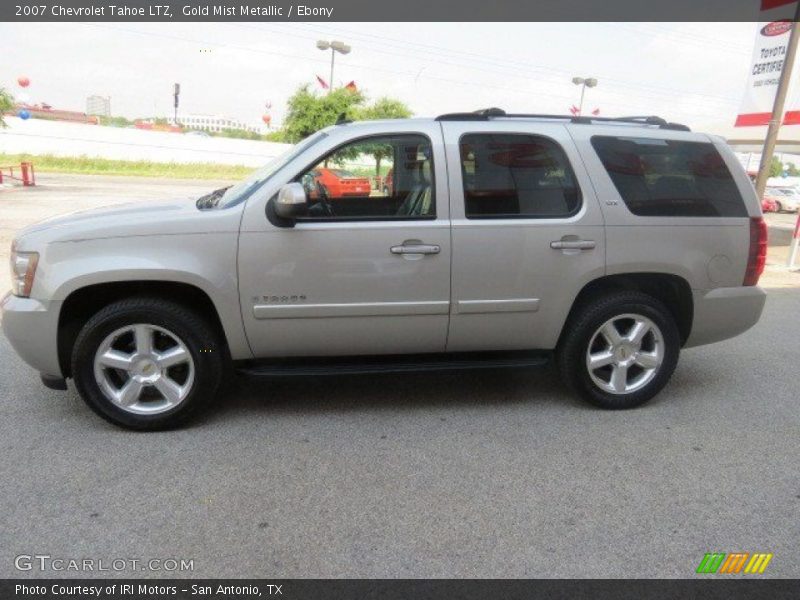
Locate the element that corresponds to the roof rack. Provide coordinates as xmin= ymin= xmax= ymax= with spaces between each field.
xmin=435 ymin=108 xmax=690 ymax=131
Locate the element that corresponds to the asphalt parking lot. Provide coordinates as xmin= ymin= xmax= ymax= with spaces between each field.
xmin=1 ymin=173 xmax=799 ymax=579
xmin=1 ymin=288 xmax=799 ymax=578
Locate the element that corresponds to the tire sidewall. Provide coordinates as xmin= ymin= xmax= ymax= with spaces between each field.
xmin=565 ymin=296 xmax=680 ymax=409
xmin=72 ymin=302 xmax=222 ymax=430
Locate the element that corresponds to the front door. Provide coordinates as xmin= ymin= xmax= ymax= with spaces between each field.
xmin=442 ymin=121 xmax=606 ymax=352
xmin=239 ymin=129 xmax=451 ymax=358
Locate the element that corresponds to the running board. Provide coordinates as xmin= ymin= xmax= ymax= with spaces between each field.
xmin=236 ymin=351 xmax=550 ymax=378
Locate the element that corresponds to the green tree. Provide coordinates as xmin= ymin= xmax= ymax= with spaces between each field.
xmin=356 ymin=97 xmax=413 ymax=177
xmin=770 ymin=155 xmax=783 ymax=178
xmin=98 ymin=115 xmax=134 ymax=128
xmin=787 ymin=163 xmax=800 ymax=177
xmin=357 ymin=97 xmax=412 ymax=121
xmin=0 ymin=87 xmax=15 ymax=127
xmin=282 ymin=85 xmax=365 ymax=143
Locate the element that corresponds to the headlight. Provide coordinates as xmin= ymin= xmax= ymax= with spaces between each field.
xmin=10 ymin=242 xmax=39 ymax=297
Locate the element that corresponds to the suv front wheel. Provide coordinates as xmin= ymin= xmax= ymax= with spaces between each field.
xmin=557 ymin=291 xmax=680 ymax=409
xmin=72 ymin=297 xmax=224 ymax=430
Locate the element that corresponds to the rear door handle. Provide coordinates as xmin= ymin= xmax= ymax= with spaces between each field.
xmin=550 ymin=240 xmax=596 ymax=250
xmin=391 ymin=244 xmax=441 ymax=255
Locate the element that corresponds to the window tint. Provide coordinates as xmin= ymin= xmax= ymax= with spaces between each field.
xmin=295 ymin=134 xmax=434 ymax=220
xmin=460 ymin=133 xmax=581 ymax=219
xmin=591 ymin=136 xmax=748 ymax=217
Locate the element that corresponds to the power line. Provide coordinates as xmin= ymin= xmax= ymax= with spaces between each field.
xmin=286 ymin=22 xmax=744 ymax=104
xmin=75 ymin=22 xmax=736 ymax=120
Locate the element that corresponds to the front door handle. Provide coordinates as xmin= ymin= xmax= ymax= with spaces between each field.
xmin=550 ymin=240 xmax=596 ymax=250
xmin=391 ymin=243 xmax=441 ymax=255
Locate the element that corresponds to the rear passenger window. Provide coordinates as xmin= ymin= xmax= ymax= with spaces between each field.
xmin=591 ymin=136 xmax=747 ymax=217
xmin=460 ymin=133 xmax=581 ymax=219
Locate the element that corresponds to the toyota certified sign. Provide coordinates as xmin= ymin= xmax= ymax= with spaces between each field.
xmin=736 ymin=20 xmax=798 ymax=127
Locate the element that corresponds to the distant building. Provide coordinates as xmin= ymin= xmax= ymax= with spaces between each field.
xmin=86 ymin=95 xmax=111 ymax=117
xmin=177 ymin=113 xmax=259 ymax=134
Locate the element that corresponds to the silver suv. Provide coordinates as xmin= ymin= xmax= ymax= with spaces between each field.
xmin=2 ymin=109 xmax=767 ymax=429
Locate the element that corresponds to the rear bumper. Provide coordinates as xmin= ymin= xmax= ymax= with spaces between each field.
xmin=1 ymin=292 xmax=63 ymax=377
xmin=684 ymin=286 xmax=766 ymax=348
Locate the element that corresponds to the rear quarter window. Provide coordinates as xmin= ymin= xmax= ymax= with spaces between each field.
xmin=590 ymin=136 xmax=748 ymax=217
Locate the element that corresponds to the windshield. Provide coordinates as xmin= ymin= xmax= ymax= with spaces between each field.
xmin=210 ymin=131 xmax=329 ymax=208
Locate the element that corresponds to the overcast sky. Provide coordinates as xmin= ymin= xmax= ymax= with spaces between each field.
xmin=0 ymin=22 xmax=776 ymax=130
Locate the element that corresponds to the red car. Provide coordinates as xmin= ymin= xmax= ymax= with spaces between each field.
xmin=310 ymin=168 xmax=371 ymax=198
xmin=762 ymin=194 xmax=779 ymax=213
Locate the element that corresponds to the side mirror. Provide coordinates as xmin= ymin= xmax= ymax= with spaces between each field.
xmin=273 ymin=182 xmax=308 ymax=222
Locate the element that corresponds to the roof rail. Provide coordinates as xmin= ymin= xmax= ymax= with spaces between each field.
xmin=435 ymin=108 xmax=690 ymax=131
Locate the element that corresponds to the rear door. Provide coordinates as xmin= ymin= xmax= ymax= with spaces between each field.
xmin=441 ymin=120 xmax=606 ymax=352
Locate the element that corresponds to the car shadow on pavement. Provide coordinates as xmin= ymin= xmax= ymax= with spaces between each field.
xmin=201 ymin=363 xmax=577 ymax=424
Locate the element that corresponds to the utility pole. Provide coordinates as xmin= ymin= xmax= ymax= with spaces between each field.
xmin=754 ymin=6 xmax=800 ymax=200
xmin=173 ymin=83 xmax=180 ymax=126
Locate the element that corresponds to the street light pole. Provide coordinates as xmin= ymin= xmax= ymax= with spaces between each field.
xmin=317 ymin=40 xmax=351 ymax=95
xmin=329 ymin=48 xmax=335 ymax=96
xmin=572 ymin=76 xmax=598 ymax=116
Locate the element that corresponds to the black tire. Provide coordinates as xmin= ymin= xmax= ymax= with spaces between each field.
xmin=774 ymin=201 xmax=783 ymax=213
xmin=71 ymin=297 xmax=225 ymax=430
xmin=556 ymin=291 xmax=680 ymax=409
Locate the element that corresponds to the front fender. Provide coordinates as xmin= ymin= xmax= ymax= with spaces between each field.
xmin=35 ymin=233 xmax=252 ymax=360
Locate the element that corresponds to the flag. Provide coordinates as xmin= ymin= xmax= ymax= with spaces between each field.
xmin=569 ymin=105 xmax=579 ymax=116
xmin=345 ymin=81 xmax=358 ymax=92
xmin=316 ymin=75 xmax=329 ymax=90
xmin=591 ymin=108 xmax=600 ymax=116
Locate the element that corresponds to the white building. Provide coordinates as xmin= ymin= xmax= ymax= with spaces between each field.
xmin=86 ymin=95 xmax=111 ymax=117
xmin=177 ymin=113 xmax=260 ymax=134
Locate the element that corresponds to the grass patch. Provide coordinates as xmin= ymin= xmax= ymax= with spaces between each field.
xmin=0 ymin=153 xmax=254 ymax=180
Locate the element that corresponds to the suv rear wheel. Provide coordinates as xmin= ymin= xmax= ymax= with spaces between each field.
xmin=557 ymin=291 xmax=680 ymax=409
xmin=72 ymin=297 xmax=224 ymax=430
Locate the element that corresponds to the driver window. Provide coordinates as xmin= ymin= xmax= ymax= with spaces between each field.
xmin=295 ymin=134 xmax=435 ymax=220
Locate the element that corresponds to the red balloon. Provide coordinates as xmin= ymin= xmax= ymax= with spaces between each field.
xmin=17 ymin=76 xmax=30 ymax=88
xmin=262 ymin=114 xmax=271 ymax=124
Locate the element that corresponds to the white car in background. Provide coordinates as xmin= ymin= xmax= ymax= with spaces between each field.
xmin=766 ymin=187 xmax=800 ymax=213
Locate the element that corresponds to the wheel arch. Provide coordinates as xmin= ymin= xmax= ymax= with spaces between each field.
xmin=558 ymin=272 xmax=694 ymax=348
xmin=57 ymin=280 xmax=230 ymax=378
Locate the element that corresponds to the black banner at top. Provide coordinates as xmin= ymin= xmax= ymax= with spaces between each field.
xmin=2 ymin=0 xmax=799 ymax=22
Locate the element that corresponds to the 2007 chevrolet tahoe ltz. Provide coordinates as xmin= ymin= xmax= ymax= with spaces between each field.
xmin=2 ymin=109 xmax=767 ymax=429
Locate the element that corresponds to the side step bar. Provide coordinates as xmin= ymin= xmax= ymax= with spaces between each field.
xmin=236 ymin=351 xmax=550 ymax=378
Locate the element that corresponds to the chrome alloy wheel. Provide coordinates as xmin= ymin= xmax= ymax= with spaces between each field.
xmin=93 ymin=324 xmax=195 ymax=415
xmin=585 ymin=313 xmax=664 ymax=395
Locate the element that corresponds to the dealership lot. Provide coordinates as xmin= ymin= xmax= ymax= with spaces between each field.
xmin=2 ymin=293 xmax=800 ymax=579
xmin=1 ymin=173 xmax=800 ymax=578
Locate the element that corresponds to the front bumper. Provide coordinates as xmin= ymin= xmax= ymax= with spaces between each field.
xmin=1 ymin=292 xmax=63 ymax=377
xmin=684 ymin=286 xmax=767 ymax=348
